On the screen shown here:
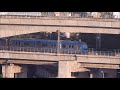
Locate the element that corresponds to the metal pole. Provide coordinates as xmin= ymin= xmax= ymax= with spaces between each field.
xmin=96 ymin=33 xmax=101 ymax=50
xmin=5 ymin=60 xmax=8 ymax=78
xmin=57 ymin=30 xmax=60 ymax=55
xmin=5 ymin=38 xmax=10 ymax=78
xmin=90 ymin=73 xmax=93 ymax=78
xmin=98 ymin=34 xmax=101 ymax=50
xmin=101 ymin=71 xmax=104 ymax=78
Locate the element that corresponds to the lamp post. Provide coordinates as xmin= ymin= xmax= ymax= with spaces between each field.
xmin=5 ymin=38 xmax=10 ymax=50
xmin=4 ymin=38 xmax=10 ymax=78
xmin=96 ymin=33 xmax=101 ymax=51
xmin=57 ymin=30 xmax=60 ymax=55
xmin=101 ymin=71 xmax=104 ymax=78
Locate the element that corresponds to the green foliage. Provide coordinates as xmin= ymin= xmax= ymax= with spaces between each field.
xmin=0 ymin=74 xmax=3 ymax=78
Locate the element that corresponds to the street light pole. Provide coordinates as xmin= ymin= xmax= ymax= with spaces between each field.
xmin=57 ymin=30 xmax=60 ymax=55
xmin=96 ymin=33 xmax=101 ymax=50
xmin=4 ymin=38 xmax=10 ymax=78
xmin=101 ymin=71 xmax=104 ymax=78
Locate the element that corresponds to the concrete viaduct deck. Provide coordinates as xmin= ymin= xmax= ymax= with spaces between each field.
xmin=0 ymin=16 xmax=120 ymax=37
xmin=0 ymin=50 xmax=120 ymax=69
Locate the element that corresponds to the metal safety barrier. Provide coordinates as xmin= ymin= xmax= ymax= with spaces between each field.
xmin=0 ymin=46 xmax=120 ymax=56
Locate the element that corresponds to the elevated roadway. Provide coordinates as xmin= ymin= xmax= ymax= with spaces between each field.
xmin=0 ymin=16 xmax=120 ymax=37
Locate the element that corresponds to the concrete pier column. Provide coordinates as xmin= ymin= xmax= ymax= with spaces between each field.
xmin=58 ymin=61 xmax=71 ymax=78
xmin=2 ymin=64 xmax=14 ymax=78
xmin=2 ymin=64 xmax=22 ymax=78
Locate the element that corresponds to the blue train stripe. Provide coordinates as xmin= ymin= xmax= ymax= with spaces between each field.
xmin=10 ymin=39 xmax=86 ymax=45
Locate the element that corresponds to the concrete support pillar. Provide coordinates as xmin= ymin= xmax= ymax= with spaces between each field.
xmin=2 ymin=64 xmax=22 ymax=78
xmin=58 ymin=61 xmax=71 ymax=78
xmin=2 ymin=64 xmax=14 ymax=78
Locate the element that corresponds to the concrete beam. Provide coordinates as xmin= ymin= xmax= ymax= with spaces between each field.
xmin=0 ymin=51 xmax=120 ymax=65
xmin=0 ymin=60 xmax=7 ymax=64
xmin=7 ymin=60 xmax=57 ymax=65
xmin=0 ymin=24 xmax=120 ymax=38
xmin=0 ymin=16 xmax=120 ymax=37
xmin=1 ymin=16 xmax=120 ymax=28
xmin=71 ymin=61 xmax=90 ymax=72
xmin=80 ymin=63 xmax=120 ymax=69
xmin=77 ymin=55 xmax=120 ymax=65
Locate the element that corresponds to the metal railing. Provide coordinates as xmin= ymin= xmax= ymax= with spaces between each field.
xmin=0 ymin=46 xmax=120 ymax=56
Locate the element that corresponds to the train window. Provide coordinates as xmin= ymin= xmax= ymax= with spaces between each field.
xmin=72 ymin=45 xmax=74 ymax=48
xmin=37 ymin=42 xmax=41 ymax=45
xmin=42 ymin=43 xmax=47 ymax=47
xmin=69 ymin=45 xmax=71 ymax=48
xmin=53 ymin=44 xmax=56 ymax=47
xmin=13 ymin=41 xmax=20 ymax=46
xmin=37 ymin=42 xmax=42 ymax=47
xmin=62 ymin=44 xmax=66 ymax=48
xmin=18 ymin=42 xmax=20 ymax=46
xmin=50 ymin=44 xmax=53 ymax=47
xmin=15 ymin=42 xmax=17 ymax=45
xmin=69 ymin=45 xmax=74 ymax=48
xmin=24 ymin=42 xmax=30 ymax=46
xmin=47 ymin=44 xmax=51 ymax=47
xmin=51 ymin=44 xmax=55 ymax=47
xmin=83 ymin=44 xmax=88 ymax=49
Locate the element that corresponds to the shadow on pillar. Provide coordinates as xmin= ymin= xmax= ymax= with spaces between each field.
xmin=14 ymin=65 xmax=28 ymax=78
xmin=92 ymin=68 xmax=117 ymax=78
xmin=71 ymin=72 xmax=90 ymax=78
xmin=0 ymin=64 xmax=2 ymax=74
xmin=27 ymin=65 xmax=36 ymax=78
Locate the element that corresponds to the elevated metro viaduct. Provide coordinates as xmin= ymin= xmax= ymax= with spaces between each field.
xmin=0 ymin=16 xmax=120 ymax=78
xmin=0 ymin=50 xmax=120 ymax=78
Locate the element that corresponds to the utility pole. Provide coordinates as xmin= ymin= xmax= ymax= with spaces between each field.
xmin=57 ymin=30 xmax=60 ymax=55
xmin=4 ymin=38 xmax=10 ymax=78
xmin=101 ymin=71 xmax=104 ymax=78
xmin=5 ymin=60 xmax=8 ymax=78
xmin=96 ymin=33 xmax=101 ymax=50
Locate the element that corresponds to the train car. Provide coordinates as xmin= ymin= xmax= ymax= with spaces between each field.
xmin=8 ymin=39 xmax=88 ymax=54
xmin=0 ymin=38 xmax=88 ymax=54
xmin=0 ymin=38 xmax=6 ymax=46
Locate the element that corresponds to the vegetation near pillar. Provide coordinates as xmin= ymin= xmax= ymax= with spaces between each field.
xmin=0 ymin=74 xmax=3 ymax=78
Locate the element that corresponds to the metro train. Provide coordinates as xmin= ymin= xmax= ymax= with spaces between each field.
xmin=0 ymin=38 xmax=88 ymax=54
